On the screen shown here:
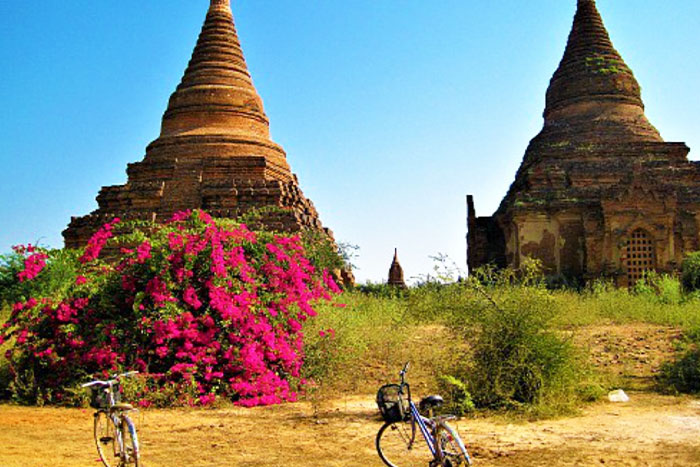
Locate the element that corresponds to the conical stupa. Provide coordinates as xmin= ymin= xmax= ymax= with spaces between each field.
xmin=64 ymin=0 xmax=326 ymax=247
xmin=468 ymin=0 xmax=700 ymax=286
xmin=387 ymin=249 xmax=407 ymax=288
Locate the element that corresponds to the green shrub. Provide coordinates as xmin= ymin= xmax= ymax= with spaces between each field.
xmin=682 ymin=252 xmax=700 ymax=293
xmin=438 ymin=374 xmax=475 ymax=416
xmin=301 ymin=292 xmax=409 ymax=399
xmin=467 ymin=286 xmax=583 ymax=410
xmin=0 ymin=306 xmax=10 ymax=399
xmin=658 ymin=329 xmax=700 ymax=394
xmin=434 ymin=265 xmax=601 ymax=415
xmin=356 ymin=282 xmax=407 ymax=299
xmin=632 ymin=271 xmax=683 ymax=305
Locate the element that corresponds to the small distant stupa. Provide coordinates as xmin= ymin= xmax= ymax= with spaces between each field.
xmin=388 ymin=249 xmax=407 ymax=288
xmin=468 ymin=0 xmax=700 ymax=287
xmin=64 ymin=0 xmax=330 ymax=247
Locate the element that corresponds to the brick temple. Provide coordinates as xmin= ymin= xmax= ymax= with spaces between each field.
xmin=64 ymin=0 xmax=328 ymax=247
xmin=468 ymin=0 xmax=700 ymax=286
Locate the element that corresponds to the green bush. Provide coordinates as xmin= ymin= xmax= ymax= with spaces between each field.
xmin=658 ymin=329 xmax=700 ymax=394
xmin=682 ymin=252 xmax=700 ymax=293
xmin=438 ymin=374 xmax=475 ymax=416
xmin=465 ymin=284 xmax=584 ymax=411
xmin=301 ymin=292 xmax=409 ymax=398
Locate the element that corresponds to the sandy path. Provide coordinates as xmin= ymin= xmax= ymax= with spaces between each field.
xmin=1 ymin=392 xmax=700 ymax=466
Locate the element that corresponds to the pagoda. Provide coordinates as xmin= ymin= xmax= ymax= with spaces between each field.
xmin=64 ymin=0 xmax=327 ymax=247
xmin=468 ymin=0 xmax=700 ymax=286
xmin=387 ymin=249 xmax=407 ymax=288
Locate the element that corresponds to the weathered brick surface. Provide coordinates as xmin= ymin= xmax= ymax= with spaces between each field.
xmin=468 ymin=0 xmax=700 ymax=286
xmin=64 ymin=0 xmax=327 ymax=248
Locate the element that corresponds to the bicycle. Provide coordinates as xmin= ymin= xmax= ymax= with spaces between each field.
xmin=376 ymin=362 xmax=471 ymax=466
xmin=82 ymin=371 xmax=141 ymax=467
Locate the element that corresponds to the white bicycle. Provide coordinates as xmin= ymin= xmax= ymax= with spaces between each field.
xmin=82 ymin=371 xmax=140 ymax=467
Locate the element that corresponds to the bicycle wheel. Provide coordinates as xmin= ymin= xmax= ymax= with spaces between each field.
xmin=94 ymin=411 xmax=118 ymax=467
xmin=376 ymin=419 xmax=430 ymax=467
xmin=121 ymin=415 xmax=140 ymax=466
xmin=435 ymin=422 xmax=471 ymax=466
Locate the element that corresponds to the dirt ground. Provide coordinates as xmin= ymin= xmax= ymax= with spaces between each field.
xmin=1 ymin=324 xmax=699 ymax=466
xmin=0 ymin=392 xmax=700 ymax=466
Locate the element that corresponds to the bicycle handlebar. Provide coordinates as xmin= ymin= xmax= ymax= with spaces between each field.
xmin=400 ymin=362 xmax=410 ymax=384
xmin=398 ymin=362 xmax=411 ymax=402
xmin=81 ymin=371 xmax=139 ymax=388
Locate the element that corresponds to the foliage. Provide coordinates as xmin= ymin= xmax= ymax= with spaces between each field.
xmin=459 ymin=278 xmax=585 ymax=412
xmin=681 ymin=252 xmax=700 ymax=293
xmin=632 ymin=271 xmax=682 ymax=305
xmin=301 ymin=292 xmax=409 ymax=408
xmin=0 ymin=210 xmax=339 ymax=406
xmin=438 ymin=374 xmax=475 ymax=416
xmin=657 ymin=328 xmax=700 ymax=394
xmin=355 ymin=282 xmax=408 ymax=299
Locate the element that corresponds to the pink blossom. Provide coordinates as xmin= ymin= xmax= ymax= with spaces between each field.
xmin=136 ymin=241 xmax=152 ymax=263
xmin=79 ymin=218 xmax=120 ymax=263
xmin=75 ymin=275 xmax=88 ymax=285
xmin=18 ymin=252 xmax=49 ymax=282
xmin=183 ymin=287 xmax=202 ymax=310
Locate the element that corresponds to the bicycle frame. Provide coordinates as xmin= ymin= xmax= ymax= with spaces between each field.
xmin=408 ymin=400 xmax=437 ymax=456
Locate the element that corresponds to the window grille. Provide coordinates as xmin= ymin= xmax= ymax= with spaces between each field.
xmin=623 ymin=229 xmax=655 ymax=286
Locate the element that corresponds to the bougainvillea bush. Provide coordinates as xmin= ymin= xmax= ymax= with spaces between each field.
xmin=0 ymin=210 xmax=340 ymax=407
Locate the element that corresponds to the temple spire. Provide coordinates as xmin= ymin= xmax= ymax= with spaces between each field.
xmin=388 ymin=249 xmax=407 ymax=288
xmin=160 ymin=0 xmax=272 ymax=142
xmin=209 ymin=0 xmax=231 ymax=13
xmin=540 ymin=0 xmax=661 ymax=142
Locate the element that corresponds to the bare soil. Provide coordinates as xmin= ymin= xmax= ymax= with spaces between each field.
xmin=1 ymin=324 xmax=699 ymax=466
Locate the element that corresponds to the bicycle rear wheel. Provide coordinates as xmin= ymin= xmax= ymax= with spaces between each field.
xmin=435 ymin=422 xmax=471 ymax=466
xmin=121 ymin=415 xmax=140 ymax=466
xmin=94 ymin=411 xmax=118 ymax=467
xmin=376 ymin=419 xmax=430 ymax=467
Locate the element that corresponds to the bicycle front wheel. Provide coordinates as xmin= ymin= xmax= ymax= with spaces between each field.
xmin=94 ymin=411 xmax=118 ymax=467
xmin=121 ymin=415 xmax=140 ymax=466
xmin=435 ymin=422 xmax=471 ymax=466
xmin=376 ymin=419 xmax=430 ymax=467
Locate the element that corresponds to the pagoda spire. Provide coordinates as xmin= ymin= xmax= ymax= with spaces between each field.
xmin=209 ymin=0 xmax=231 ymax=12
xmin=541 ymin=0 xmax=661 ymax=142
xmin=160 ymin=0 xmax=272 ymax=142
xmin=388 ymin=249 xmax=407 ymax=288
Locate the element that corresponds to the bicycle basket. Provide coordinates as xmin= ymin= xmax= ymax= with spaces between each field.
xmin=89 ymin=384 xmax=120 ymax=409
xmin=376 ymin=384 xmax=408 ymax=423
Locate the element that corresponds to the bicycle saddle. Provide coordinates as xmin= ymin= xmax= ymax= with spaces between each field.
xmin=419 ymin=395 xmax=444 ymax=412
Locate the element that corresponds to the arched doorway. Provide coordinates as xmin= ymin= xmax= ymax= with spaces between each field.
xmin=623 ymin=229 xmax=655 ymax=286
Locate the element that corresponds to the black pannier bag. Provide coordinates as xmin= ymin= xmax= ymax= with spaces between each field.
xmin=376 ymin=384 xmax=408 ymax=423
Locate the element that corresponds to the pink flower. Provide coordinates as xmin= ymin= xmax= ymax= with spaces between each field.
xmin=18 ymin=252 xmax=49 ymax=282
xmin=136 ymin=241 xmax=152 ymax=263
xmin=75 ymin=275 xmax=88 ymax=285
xmin=167 ymin=210 xmax=192 ymax=223
xmin=198 ymin=393 xmax=216 ymax=406
xmin=183 ymin=287 xmax=202 ymax=310
xmin=79 ymin=218 xmax=120 ymax=263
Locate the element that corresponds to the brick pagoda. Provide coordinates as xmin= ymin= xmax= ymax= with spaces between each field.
xmin=64 ymin=0 xmax=328 ymax=247
xmin=468 ymin=0 xmax=700 ymax=286
xmin=387 ymin=249 xmax=407 ymax=288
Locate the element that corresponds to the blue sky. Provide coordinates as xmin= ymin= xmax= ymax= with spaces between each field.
xmin=1 ymin=1 xmax=699 ymax=283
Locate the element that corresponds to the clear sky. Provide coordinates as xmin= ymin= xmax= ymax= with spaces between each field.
xmin=1 ymin=1 xmax=699 ymax=284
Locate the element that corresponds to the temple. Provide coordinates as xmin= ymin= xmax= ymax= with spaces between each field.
xmin=388 ymin=249 xmax=407 ymax=288
xmin=64 ymin=0 xmax=328 ymax=247
xmin=468 ymin=0 xmax=700 ymax=286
